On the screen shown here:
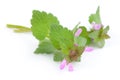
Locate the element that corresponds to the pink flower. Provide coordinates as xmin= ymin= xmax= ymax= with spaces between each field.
xmin=85 ymin=46 xmax=94 ymax=52
xmin=74 ymin=28 xmax=82 ymax=37
xmin=68 ymin=63 xmax=74 ymax=72
xmin=92 ymin=23 xmax=101 ymax=30
xmin=59 ymin=59 xmax=67 ymax=70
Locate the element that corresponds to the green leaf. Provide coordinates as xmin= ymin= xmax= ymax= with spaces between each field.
xmin=102 ymin=26 xmax=110 ymax=35
xmin=95 ymin=39 xmax=105 ymax=48
xmin=31 ymin=10 xmax=59 ymax=40
xmin=72 ymin=22 xmax=80 ymax=34
xmin=53 ymin=51 xmax=65 ymax=61
xmin=34 ymin=39 xmax=56 ymax=54
xmin=100 ymin=26 xmax=110 ymax=39
xmin=50 ymin=24 xmax=74 ymax=54
xmin=88 ymin=30 xmax=101 ymax=43
xmin=79 ymin=26 xmax=91 ymax=45
xmin=49 ymin=24 xmax=61 ymax=49
xmin=102 ymin=34 xmax=110 ymax=39
xmin=74 ymin=36 xmax=87 ymax=47
xmin=88 ymin=30 xmax=100 ymax=41
xmin=79 ymin=26 xmax=88 ymax=37
xmin=89 ymin=6 xmax=102 ymax=24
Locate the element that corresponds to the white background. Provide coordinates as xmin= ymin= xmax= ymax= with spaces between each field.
xmin=0 ymin=0 xmax=120 ymax=80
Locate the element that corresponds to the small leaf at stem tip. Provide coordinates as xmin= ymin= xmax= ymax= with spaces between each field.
xmin=89 ymin=6 xmax=102 ymax=24
xmin=59 ymin=59 xmax=67 ymax=70
xmin=74 ymin=28 xmax=82 ymax=37
xmin=68 ymin=63 xmax=74 ymax=72
xmin=84 ymin=46 xmax=94 ymax=52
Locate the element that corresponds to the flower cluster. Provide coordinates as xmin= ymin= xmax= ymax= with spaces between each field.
xmin=60 ymin=59 xmax=74 ymax=71
xmin=59 ymin=22 xmax=103 ymax=71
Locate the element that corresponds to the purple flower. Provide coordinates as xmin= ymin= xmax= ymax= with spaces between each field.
xmin=68 ymin=63 xmax=74 ymax=72
xmin=59 ymin=59 xmax=67 ymax=70
xmin=92 ymin=23 xmax=101 ymax=30
xmin=84 ymin=46 xmax=94 ymax=52
xmin=74 ymin=28 xmax=82 ymax=37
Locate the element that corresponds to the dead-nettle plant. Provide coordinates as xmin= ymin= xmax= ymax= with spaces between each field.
xmin=7 ymin=6 xmax=110 ymax=71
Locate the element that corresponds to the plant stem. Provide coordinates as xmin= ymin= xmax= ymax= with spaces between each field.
xmin=7 ymin=24 xmax=31 ymax=33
